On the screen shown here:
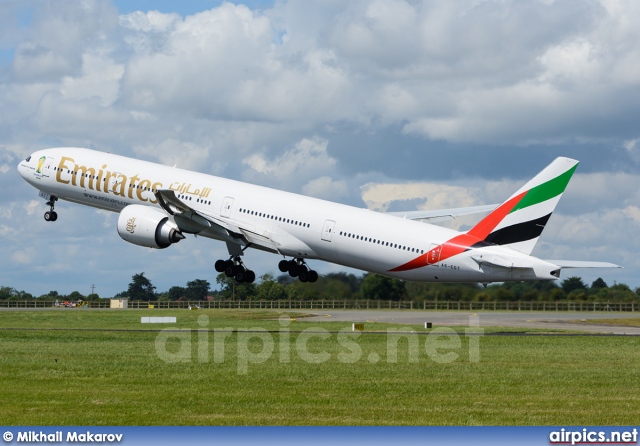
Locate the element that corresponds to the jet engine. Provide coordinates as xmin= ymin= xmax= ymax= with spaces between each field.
xmin=117 ymin=205 xmax=185 ymax=249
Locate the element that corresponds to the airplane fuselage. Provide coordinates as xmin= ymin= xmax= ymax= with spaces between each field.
xmin=18 ymin=147 xmax=563 ymax=283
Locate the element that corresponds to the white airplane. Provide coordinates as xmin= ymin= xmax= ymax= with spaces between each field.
xmin=17 ymin=148 xmax=619 ymax=284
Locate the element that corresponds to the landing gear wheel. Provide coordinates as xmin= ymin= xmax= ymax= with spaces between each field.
xmin=298 ymin=265 xmax=310 ymax=282
xmin=44 ymin=196 xmax=58 ymax=222
xmin=215 ymin=259 xmax=227 ymax=272
xmin=278 ymin=260 xmax=290 ymax=272
xmin=216 ymin=255 xmax=255 ymax=283
xmin=225 ymin=263 xmax=237 ymax=277
xmin=281 ymin=258 xmax=318 ymax=283
xmin=236 ymin=269 xmax=256 ymax=283
xmin=234 ymin=265 xmax=246 ymax=282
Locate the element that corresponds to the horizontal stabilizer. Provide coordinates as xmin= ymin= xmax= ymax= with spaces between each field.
xmin=546 ymin=260 xmax=623 ymax=269
xmin=472 ymin=255 xmax=527 ymax=269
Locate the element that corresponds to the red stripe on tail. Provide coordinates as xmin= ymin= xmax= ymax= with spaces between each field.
xmin=389 ymin=191 xmax=527 ymax=272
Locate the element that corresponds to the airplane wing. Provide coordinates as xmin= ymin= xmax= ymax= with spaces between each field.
xmin=154 ymin=189 xmax=281 ymax=254
xmin=545 ymin=260 xmax=623 ymax=269
xmin=386 ymin=204 xmax=498 ymax=223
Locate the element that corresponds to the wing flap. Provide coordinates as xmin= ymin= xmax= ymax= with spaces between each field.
xmin=155 ymin=189 xmax=280 ymax=253
xmin=155 ymin=189 xmax=191 ymax=215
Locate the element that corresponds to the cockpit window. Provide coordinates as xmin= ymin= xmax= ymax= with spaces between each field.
xmin=26 ymin=156 xmax=31 ymax=162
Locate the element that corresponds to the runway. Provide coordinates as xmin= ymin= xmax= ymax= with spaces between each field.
xmin=1 ymin=307 xmax=638 ymax=335
xmin=303 ymin=310 xmax=640 ymax=335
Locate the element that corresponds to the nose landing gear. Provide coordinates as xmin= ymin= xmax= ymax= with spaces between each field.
xmin=44 ymin=196 xmax=58 ymax=222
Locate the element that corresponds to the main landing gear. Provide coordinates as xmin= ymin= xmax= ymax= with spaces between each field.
xmin=44 ymin=196 xmax=58 ymax=222
xmin=279 ymin=258 xmax=318 ymax=283
xmin=215 ymin=256 xmax=256 ymax=283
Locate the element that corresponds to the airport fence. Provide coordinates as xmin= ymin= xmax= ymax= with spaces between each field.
xmin=0 ymin=300 xmax=638 ymax=312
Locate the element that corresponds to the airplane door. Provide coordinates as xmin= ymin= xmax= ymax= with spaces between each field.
xmin=221 ymin=196 xmax=234 ymax=218
xmin=109 ymin=172 xmax=123 ymax=194
xmin=42 ymin=157 xmax=54 ymax=178
xmin=427 ymin=244 xmax=442 ymax=265
xmin=321 ymin=219 xmax=336 ymax=242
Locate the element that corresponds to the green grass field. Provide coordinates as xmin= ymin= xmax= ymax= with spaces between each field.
xmin=1 ymin=309 xmax=638 ymax=425
xmin=583 ymin=318 xmax=640 ymax=327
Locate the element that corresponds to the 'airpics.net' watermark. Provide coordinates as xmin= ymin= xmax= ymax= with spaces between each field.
xmin=155 ymin=315 xmax=483 ymax=374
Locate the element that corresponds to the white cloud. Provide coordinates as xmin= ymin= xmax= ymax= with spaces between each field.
xmin=96 ymin=209 xmax=115 ymax=228
xmin=25 ymin=200 xmax=40 ymax=216
xmin=133 ymin=138 xmax=211 ymax=171
xmin=621 ymin=205 xmax=640 ymax=225
xmin=360 ymin=182 xmax=481 ymax=212
xmin=11 ymin=249 xmax=33 ymax=265
xmin=0 ymin=224 xmax=12 ymax=237
xmin=60 ymin=53 xmax=124 ymax=107
xmin=302 ymin=176 xmax=349 ymax=200
xmin=624 ymin=138 xmax=640 ymax=152
xmin=359 ymin=181 xmax=486 ymax=230
xmin=242 ymin=137 xmax=338 ymax=188
xmin=119 ymin=10 xmax=180 ymax=34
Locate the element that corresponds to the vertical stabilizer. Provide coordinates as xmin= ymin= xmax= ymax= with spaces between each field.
xmin=467 ymin=157 xmax=578 ymax=255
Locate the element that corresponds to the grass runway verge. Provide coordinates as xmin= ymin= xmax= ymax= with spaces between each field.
xmin=1 ymin=309 xmax=638 ymax=425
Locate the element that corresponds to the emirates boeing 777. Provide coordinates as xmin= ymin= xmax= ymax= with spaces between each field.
xmin=17 ymin=148 xmax=619 ymax=284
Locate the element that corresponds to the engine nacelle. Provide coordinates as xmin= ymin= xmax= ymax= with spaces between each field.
xmin=117 ymin=205 xmax=185 ymax=249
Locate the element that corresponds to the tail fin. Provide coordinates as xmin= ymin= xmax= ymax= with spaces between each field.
xmin=467 ymin=157 xmax=578 ymax=255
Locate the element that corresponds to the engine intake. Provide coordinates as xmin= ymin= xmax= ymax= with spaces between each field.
xmin=117 ymin=205 xmax=185 ymax=249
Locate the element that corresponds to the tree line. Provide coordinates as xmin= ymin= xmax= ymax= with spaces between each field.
xmin=1 ymin=272 xmax=638 ymax=302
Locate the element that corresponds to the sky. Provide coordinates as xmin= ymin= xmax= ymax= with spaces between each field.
xmin=1 ymin=0 xmax=639 ymax=297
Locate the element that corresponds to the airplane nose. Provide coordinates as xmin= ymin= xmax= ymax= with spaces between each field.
xmin=17 ymin=156 xmax=32 ymax=180
xmin=17 ymin=160 xmax=27 ymax=179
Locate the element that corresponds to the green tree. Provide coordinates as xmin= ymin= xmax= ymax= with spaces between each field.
xmin=68 ymin=291 xmax=85 ymax=301
xmin=127 ymin=272 xmax=157 ymax=301
xmin=474 ymin=292 xmax=492 ymax=302
xmin=185 ymin=279 xmax=211 ymax=301
xmin=0 ymin=287 xmax=17 ymax=300
xmin=591 ymin=278 xmax=608 ymax=289
xmin=567 ymin=289 xmax=587 ymax=301
xmin=549 ymin=288 xmax=567 ymax=301
xmin=361 ymin=274 xmax=407 ymax=301
xmin=561 ymin=276 xmax=587 ymax=294
xmin=10 ymin=290 xmax=34 ymax=300
xmin=167 ymin=286 xmax=187 ymax=301
xmin=494 ymin=287 xmax=516 ymax=301
xmin=609 ymin=283 xmax=634 ymax=300
xmin=38 ymin=290 xmax=59 ymax=300
xmin=215 ymin=273 xmax=256 ymax=300
xmin=324 ymin=272 xmax=362 ymax=295
xmin=255 ymin=274 xmax=288 ymax=300
xmin=322 ymin=279 xmax=353 ymax=300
